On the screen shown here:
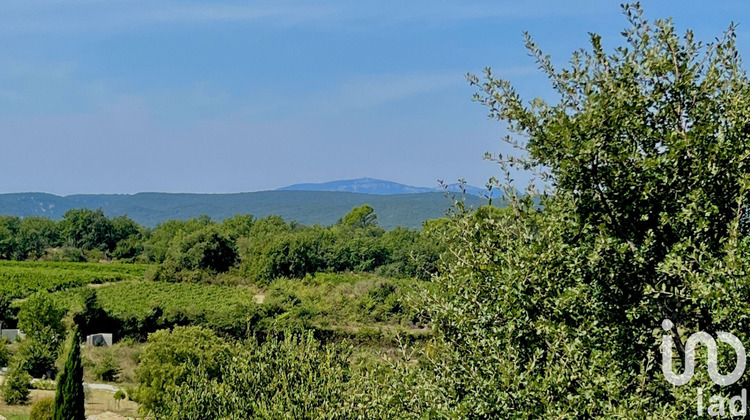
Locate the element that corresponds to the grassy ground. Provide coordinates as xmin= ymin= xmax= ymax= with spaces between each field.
xmin=2 ymin=414 xmax=29 ymax=420
xmin=0 ymin=388 xmax=139 ymax=419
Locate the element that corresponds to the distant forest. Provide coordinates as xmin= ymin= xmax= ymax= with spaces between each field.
xmin=0 ymin=205 xmax=448 ymax=283
xmin=0 ymin=190 xmax=485 ymax=229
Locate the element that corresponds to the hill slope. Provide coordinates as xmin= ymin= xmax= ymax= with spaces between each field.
xmin=279 ymin=178 xmax=437 ymax=194
xmin=0 ymin=191 xmax=485 ymax=229
xmin=279 ymin=177 xmax=491 ymax=197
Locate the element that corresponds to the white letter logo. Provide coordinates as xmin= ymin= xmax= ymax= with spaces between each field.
xmin=661 ymin=319 xmax=746 ymax=386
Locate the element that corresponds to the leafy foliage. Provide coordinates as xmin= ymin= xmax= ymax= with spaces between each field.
xmin=158 ymin=226 xmax=238 ymax=281
xmin=30 ymin=397 xmax=54 ymax=420
xmin=18 ymin=293 xmax=65 ymax=346
xmin=16 ymin=294 xmax=65 ymax=378
xmin=0 ymin=338 xmax=9 ymax=368
xmin=92 ymin=348 xmax=121 ymax=382
xmin=148 ymin=330 xmax=352 ymax=419
xmin=53 ymin=328 xmax=85 ymax=420
xmin=1 ymin=360 xmax=31 ymax=405
xmin=408 ymin=4 xmax=750 ymax=417
xmin=238 ymin=211 xmax=444 ymax=284
xmin=135 ymin=326 xmax=231 ymax=413
xmin=16 ymin=335 xmax=59 ymax=379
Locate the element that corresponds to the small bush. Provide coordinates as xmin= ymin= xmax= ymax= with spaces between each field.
xmin=122 ymin=384 xmax=139 ymax=402
xmin=113 ymin=389 xmax=126 ymax=408
xmin=1 ymin=361 xmax=31 ymax=405
xmin=93 ymin=350 xmax=121 ymax=382
xmin=30 ymin=397 xmax=54 ymax=420
xmin=16 ymin=337 xmax=58 ymax=379
xmin=113 ymin=389 xmax=126 ymax=400
xmin=29 ymin=379 xmax=56 ymax=390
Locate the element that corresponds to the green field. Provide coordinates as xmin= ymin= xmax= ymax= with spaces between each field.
xmin=0 ymin=260 xmax=424 ymax=349
xmin=54 ymin=280 xmax=258 ymax=319
xmin=0 ymin=261 xmax=149 ymax=299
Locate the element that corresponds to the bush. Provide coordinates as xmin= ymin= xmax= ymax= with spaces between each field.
xmin=122 ymin=384 xmax=139 ymax=403
xmin=113 ymin=390 xmax=126 ymax=408
xmin=18 ymin=293 xmax=65 ymax=346
xmin=164 ymin=227 xmax=237 ymax=275
xmin=1 ymin=360 xmax=31 ymax=405
xmin=30 ymin=397 xmax=54 ymax=420
xmin=30 ymin=379 xmax=56 ymax=391
xmin=16 ymin=338 xmax=58 ymax=379
xmin=93 ymin=349 xmax=121 ymax=382
xmin=153 ymin=331 xmax=352 ymax=419
xmin=135 ymin=326 xmax=231 ymax=413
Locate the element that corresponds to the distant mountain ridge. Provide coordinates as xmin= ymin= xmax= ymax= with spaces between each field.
xmin=278 ymin=177 xmax=490 ymax=196
xmin=0 ymin=190 xmax=486 ymax=230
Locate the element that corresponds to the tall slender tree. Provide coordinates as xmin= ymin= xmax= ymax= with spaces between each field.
xmin=53 ymin=327 xmax=85 ymax=420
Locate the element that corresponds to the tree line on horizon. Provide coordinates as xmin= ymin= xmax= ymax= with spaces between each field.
xmin=0 ymin=204 xmax=447 ymax=283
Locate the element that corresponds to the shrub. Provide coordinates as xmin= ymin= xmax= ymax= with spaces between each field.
xmin=30 ymin=397 xmax=54 ymax=420
xmin=122 ymin=384 xmax=139 ymax=403
xmin=18 ymin=293 xmax=65 ymax=346
xmin=16 ymin=337 xmax=58 ymax=379
xmin=113 ymin=390 xmax=126 ymax=409
xmin=153 ymin=331 xmax=352 ymax=419
xmin=93 ymin=349 xmax=121 ymax=382
xmin=1 ymin=360 xmax=31 ymax=405
xmin=135 ymin=326 xmax=230 ymax=413
xmin=30 ymin=379 xmax=56 ymax=391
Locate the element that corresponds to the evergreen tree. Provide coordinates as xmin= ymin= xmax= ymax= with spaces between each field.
xmin=53 ymin=328 xmax=85 ymax=420
xmin=1 ymin=359 xmax=30 ymax=405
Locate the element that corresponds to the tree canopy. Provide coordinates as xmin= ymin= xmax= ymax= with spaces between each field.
xmin=416 ymin=3 xmax=750 ymax=416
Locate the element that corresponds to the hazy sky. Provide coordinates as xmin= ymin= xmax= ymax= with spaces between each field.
xmin=1 ymin=1 xmax=748 ymax=195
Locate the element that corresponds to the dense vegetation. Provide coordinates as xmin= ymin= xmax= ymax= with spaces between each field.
xmin=0 ymin=205 xmax=444 ymax=283
xmin=0 ymin=261 xmax=146 ymax=299
xmin=0 ymin=190 xmax=482 ymax=229
xmin=1 ymin=5 xmax=747 ymax=419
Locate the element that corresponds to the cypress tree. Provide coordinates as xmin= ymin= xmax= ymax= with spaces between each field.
xmin=53 ymin=327 xmax=85 ymax=420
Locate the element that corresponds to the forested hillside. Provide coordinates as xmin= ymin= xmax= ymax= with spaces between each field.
xmin=0 ymin=190 xmax=482 ymax=229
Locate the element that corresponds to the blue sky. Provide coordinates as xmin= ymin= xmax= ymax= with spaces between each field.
xmin=0 ymin=1 xmax=748 ymax=195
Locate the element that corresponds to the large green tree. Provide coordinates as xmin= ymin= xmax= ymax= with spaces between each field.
xmin=17 ymin=293 xmax=65 ymax=378
xmin=17 ymin=217 xmax=61 ymax=260
xmin=412 ymin=4 xmax=750 ymax=417
xmin=164 ymin=226 xmax=237 ymax=274
xmin=0 ymin=216 xmax=20 ymax=260
xmin=59 ymin=208 xmax=115 ymax=252
xmin=18 ymin=293 xmax=65 ymax=347
xmin=135 ymin=326 xmax=231 ymax=414
xmin=339 ymin=204 xmax=377 ymax=229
